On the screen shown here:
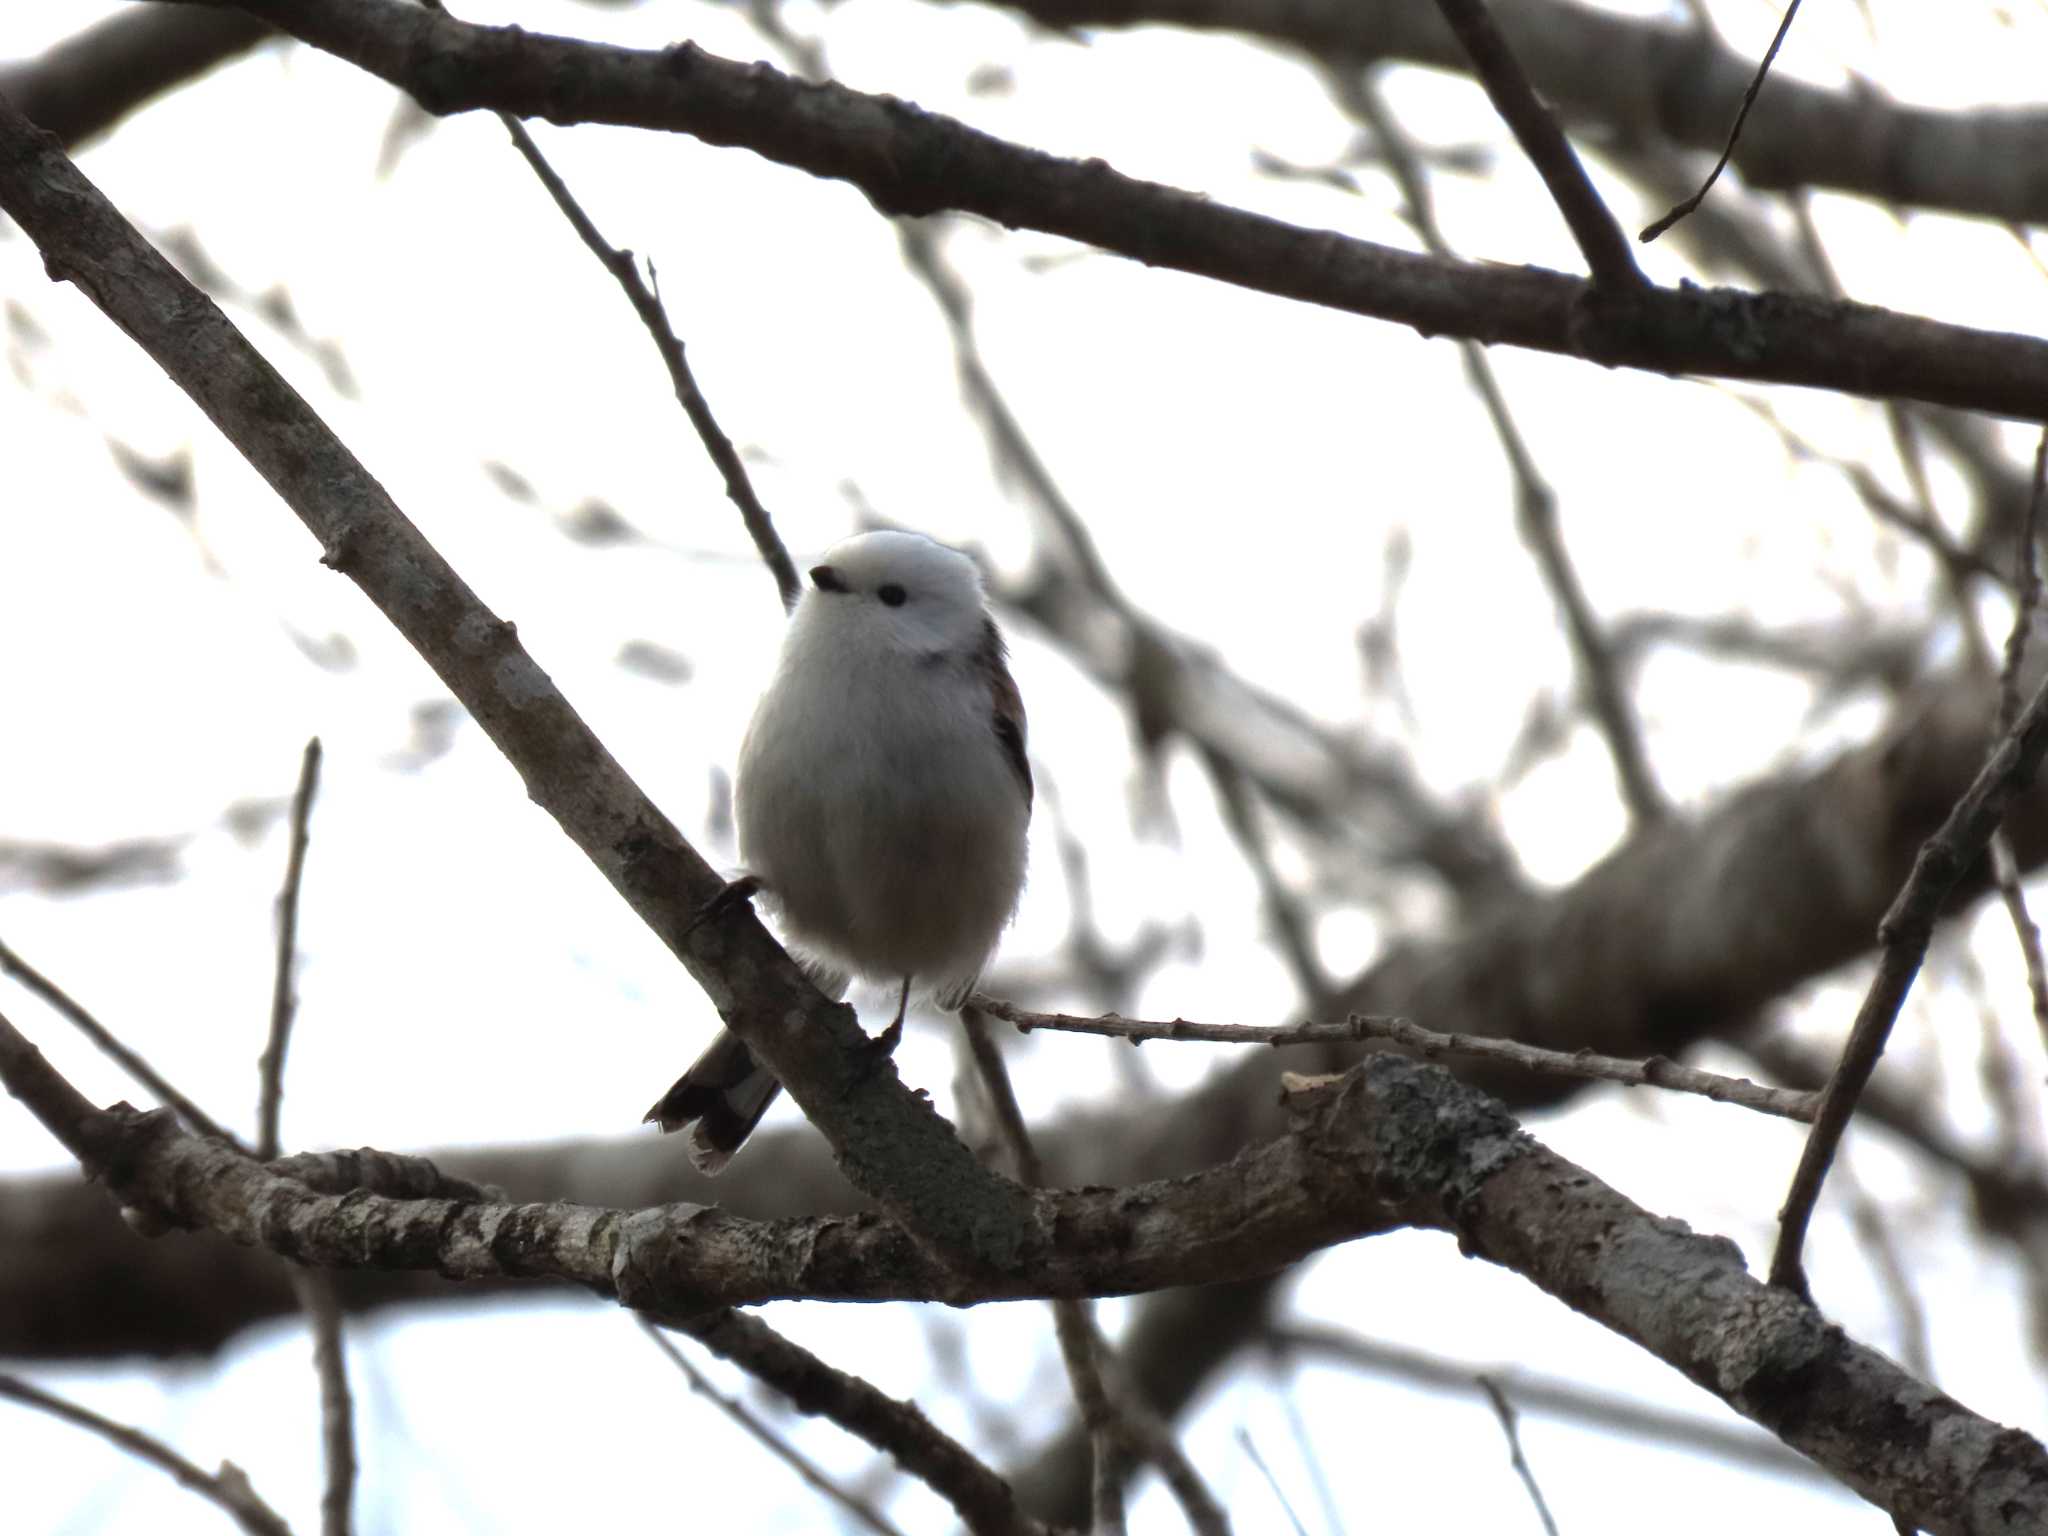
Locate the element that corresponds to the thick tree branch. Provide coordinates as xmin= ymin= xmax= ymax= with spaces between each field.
xmin=155 ymin=0 xmax=2048 ymax=423
xmin=6 ymin=997 xmax=2040 ymax=1534
xmin=0 ymin=9 xmax=271 ymax=148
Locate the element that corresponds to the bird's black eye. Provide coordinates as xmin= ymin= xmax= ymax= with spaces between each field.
xmin=810 ymin=564 xmax=849 ymax=594
xmin=877 ymin=583 xmax=908 ymax=608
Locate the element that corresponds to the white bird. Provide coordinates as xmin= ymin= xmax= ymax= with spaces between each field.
xmin=646 ymin=530 xmax=1032 ymax=1173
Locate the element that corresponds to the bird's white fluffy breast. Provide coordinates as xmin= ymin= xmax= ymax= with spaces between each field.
xmin=734 ymin=581 xmax=1029 ymax=994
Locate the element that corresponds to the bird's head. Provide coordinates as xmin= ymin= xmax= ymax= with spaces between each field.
xmin=798 ymin=530 xmax=989 ymax=656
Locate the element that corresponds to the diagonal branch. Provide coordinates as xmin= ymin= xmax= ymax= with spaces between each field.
xmin=1771 ymin=662 xmax=2048 ymax=1298
xmin=1427 ymin=0 xmax=1642 ymax=287
xmin=640 ymin=1321 xmax=910 ymax=1536
xmin=0 ymin=92 xmax=1035 ymax=1278
xmin=1334 ymin=67 xmax=1665 ymax=825
xmin=665 ymin=1309 xmax=1048 ymax=1536
xmin=0 ymin=1373 xmax=293 ymax=1536
xmin=493 ymin=111 xmax=802 ymax=611
xmin=0 ymin=935 xmax=242 ymax=1148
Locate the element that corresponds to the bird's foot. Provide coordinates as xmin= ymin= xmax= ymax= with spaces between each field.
xmin=861 ymin=1015 xmax=905 ymax=1064
xmin=682 ymin=873 xmax=763 ymax=940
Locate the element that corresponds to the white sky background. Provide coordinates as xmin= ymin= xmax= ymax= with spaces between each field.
xmin=3 ymin=0 xmax=2047 ymax=1531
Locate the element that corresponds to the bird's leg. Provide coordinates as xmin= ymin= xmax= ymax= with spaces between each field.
xmin=864 ymin=976 xmax=911 ymax=1061
xmin=681 ymin=873 xmax=763 ymax=939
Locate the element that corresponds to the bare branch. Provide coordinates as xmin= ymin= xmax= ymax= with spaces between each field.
xmin=1233 ymin=1428 xmax=1310 ymax=1536
xmin=1334 ymin=68 xmax=1664 ymax=825
xmin=664 ymin=1309 xmax=1047 ymax=1536
xmin=1772 ymin=661 xmax=2048 ymax=1297
xmin=158 ymin=0 xmax=2048 ymax=422
xmin=639 ymin=1322 xmax=908 ymax=1536
xmin=1640 ymin=0 xmax=1805 ymax=243
xmin=257 ymin=737 xmax=322 ymax=1163
xmin=0 ymin=10 xmax=272 ymax=148
xmin=1992 ymin=434 xmax=2048 ymax=1055
xmin=490 ymin=108 xmax=801 ymax=611
xmin=288 ymin=1269 xmax=356 ymax=1536
xmin=0 ymin=936 xmax=240 ymax=1148
xmin=973 ymin=998 xmax=1821 ymax=1122
xmin=1269 ymin=1326 xmax=1817 ymax=1481
xmin=1477 ymin=1378 xmax=1562 ymax=1536
xmin=1428 ymin=0 xmax=1643 ymax=287
xmin=959 ymin=1011 xmax=1129 ymax=1535
xmin=0 ymin=1373 xmax=293 ymax=1536
xmin=7 ymin=997 xmax=2043 ymax=1530
xmin=961 ymin=1009 xmax=1229 ymax=1535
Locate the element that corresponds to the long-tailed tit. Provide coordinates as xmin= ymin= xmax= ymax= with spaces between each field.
xmin=646 ymin=530 xmax=1033 ymax=1173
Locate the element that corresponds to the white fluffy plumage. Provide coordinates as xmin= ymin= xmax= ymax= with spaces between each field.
xmin=646 ymin=530 xmax=1032 ymax=1172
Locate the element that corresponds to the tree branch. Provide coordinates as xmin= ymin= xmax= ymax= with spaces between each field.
xmin=156 ymin=0 xmax=2048 ymax=422
xmin=966 ymin=0 xmax=2048 ymax=230
xmin=0 ymin=935 xmax=241 ymax=1148
xmin=256 ymin=737 xmax=321 ymax=1163
xmin=974 ymin=998 xmax=1820 ymax=1121
xmin=0 ymin=9 xmax=271 ymax=148
xmin=1772 ymin=662 xmax=2048 ymax=1297
xmin=0 ymin=91 xmax=1036 ymax=1279
xmin=639 ymin=1321 xmax=910 ymax=1536
xmin=0 ymin=1373 xmax=293 ymax=1536
xmin=5 ymin=996 xmax=2040 ymax=1533
xmin=492 ymin=109 xmax=802 ymax=611
xmin=667 ymin=1309 xmax=1048 ymax=1536
xmin=1428 ymin=0 xmax=1642 ymax=287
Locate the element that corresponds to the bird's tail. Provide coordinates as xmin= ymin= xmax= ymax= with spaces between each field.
xmin=643 ymin=1030 xmax=781 ymax=1176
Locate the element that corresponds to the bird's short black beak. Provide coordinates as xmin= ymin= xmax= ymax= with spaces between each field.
xmin=809 ymin=564 xmax=848 ymax=594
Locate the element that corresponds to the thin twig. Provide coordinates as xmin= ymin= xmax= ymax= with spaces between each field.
xmin=289 ymin=1268 xmax=356 ymax=1536
xmin=1771 ymin=660 xmax=2048 ymax=1297
xmin=1270 ymin=1373 xmax=1345 ymax=1536
xmin=640 ymin=1320 xmax=908 ymax=1536
xmin=1233 ymin=1428 xmax=1309 ymax=1536
xmin=485 ymin=86 xmax=799 ymax=610
xmin=1428 ymin=0 xmax=1643 ymax=287
xmin=1337 ymin=70 xmax=1665 ymax=825
xmin=1837 ymin=1161 xmax=1933 ymax=1381
xmin=247 ymin=740 xmax=353 ymax=1535
xmin=0 ymin=1373 xmax=294 ymax=1536
xmin=974 ymin=997 xmax=1819 ymax=1122
xmin=1198 ymin=747 xmax=1334 ymax=1009
xmin=1991 ymin=433 xmax=2048 ymax=1054
xmin=0 ymin=936 xmax=242 ymax=1148
xmin=1641 ymin=0 xmax=1805 ymax=242
xmin=960 ymin=1007 xmax=1230 ymax=1536
xmin=960 ymin=1009 xmax=1123 ymax=1535
xmin=256 ymin=736 xmax=321 ymax=1162
xmin=1478 ymin=1379 xmax=1562 ymax=1536
xmin=666 ymin=1308 xmax=1046 ymax=1536
xmin=1268 ymin=1327 xmax=1817 ymax=1480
